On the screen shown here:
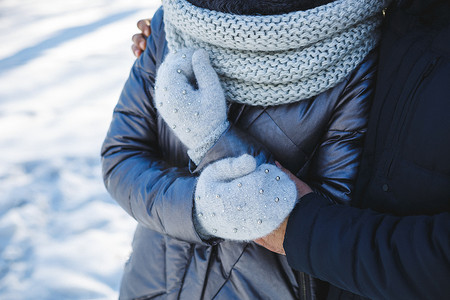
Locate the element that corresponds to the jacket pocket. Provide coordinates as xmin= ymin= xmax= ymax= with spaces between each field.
xmin=385 ymin=57 xmax=440 ymax=178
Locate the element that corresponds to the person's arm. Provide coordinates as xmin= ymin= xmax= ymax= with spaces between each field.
xmin=284 ymin=193 xmax=450 ymax=300
xmin=102 ymin=8 xmax=205 ymax=244
xmin=256 ymin=164 xmax=450 ymax=299
xmin=104 ymin=9 xmax=274 ymax=244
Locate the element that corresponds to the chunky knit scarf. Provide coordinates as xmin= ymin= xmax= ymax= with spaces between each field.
xmin=163 ymin=0 xmax=390 ymax=106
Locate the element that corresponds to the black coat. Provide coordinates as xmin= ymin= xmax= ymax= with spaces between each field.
xmin=284 ymin=1 xmax=450 ymax=299
xmin=101 ymin=7 xmax=377 ymax=300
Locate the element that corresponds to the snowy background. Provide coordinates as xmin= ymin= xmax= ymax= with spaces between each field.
xmin=0 ymin=0 xmax=159 ymax=298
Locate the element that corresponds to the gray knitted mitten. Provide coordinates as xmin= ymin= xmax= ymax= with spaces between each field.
xmin=155 ymin=48 xmax=229 ymax=164
xmin=194 ymin=154 xmax=298 ymax=240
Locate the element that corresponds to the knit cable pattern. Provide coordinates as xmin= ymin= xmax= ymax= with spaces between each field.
xmin=163 ymin=0 xmax=391 ymax=106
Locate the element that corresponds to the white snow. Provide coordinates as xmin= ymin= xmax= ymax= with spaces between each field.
xmin=0 ymin=0 xmax=159 ymax=299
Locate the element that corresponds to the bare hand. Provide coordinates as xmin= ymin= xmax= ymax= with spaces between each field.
xmin=275 ymin=161 xmax=313 ymax=198
xmin=132 ymin=19 xmax=151 ymax=57
xmin=254 ymin=162 xmax=313 ymax=254
xmin=254 ymin=217 xmax=288 ymax=255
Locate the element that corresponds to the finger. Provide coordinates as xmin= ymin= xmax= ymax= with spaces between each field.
xmin=191 ymin=49 xmax=221 ymax=91
xmin=131 ymin=33 xmax=143 ymax=45
xmin=139 ymin=40 xmax=146 ymax=51
xmin=132 ymin=34 xmax=147 ymax=51
xmin=137 ymin=19 xmax=151 ymax=37
xmin=204 ymin=154 xmax=257 ymax=181
xmin=132 ymin=44 xmax=142 ymax=58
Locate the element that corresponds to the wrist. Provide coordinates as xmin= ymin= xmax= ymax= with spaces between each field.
xmin=188 ymin=120 xmax=229 ymax=165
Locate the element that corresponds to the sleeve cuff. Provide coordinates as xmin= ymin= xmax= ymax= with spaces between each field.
xmin=187 ymin=121 xmax=230 ymax=165
xmin=189 ymin=124 xmax=274 ymax=173
xmin=159 ymin=176 xmax=216 ymax=245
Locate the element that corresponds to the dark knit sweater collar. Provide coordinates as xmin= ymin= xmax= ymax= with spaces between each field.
xmin=186 ymin=0 xmax=336 ymax=15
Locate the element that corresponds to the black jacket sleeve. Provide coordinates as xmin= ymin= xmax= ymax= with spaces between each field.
xmin=284 ymin=193 xmax=450 ymax=300
xmin=101 ymin=8 xmax=206 ymax=244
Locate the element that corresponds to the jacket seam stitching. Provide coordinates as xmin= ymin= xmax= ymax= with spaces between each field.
xmin=113 ymin=109 xmax=148 ymax=120
xmin=327 ymin=129 xmax=366 ymax=133
xmin=176 ymin=245 xmax=195 ymax=299
xmin=264 ymin=111 xmax=307 ymax=154
xmin=211 ymin=243 xmax=249 ymax=299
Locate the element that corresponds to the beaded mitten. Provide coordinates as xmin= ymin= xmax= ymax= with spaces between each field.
xmin=155 ymin=48 xmax=229 ymax=164
xmin=194 ymin=154 xmax=298 ymax=240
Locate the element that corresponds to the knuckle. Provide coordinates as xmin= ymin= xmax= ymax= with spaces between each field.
xmin=138 ymin=19 xmax=151 ymax=31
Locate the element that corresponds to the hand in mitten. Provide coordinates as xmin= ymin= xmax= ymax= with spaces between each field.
xmin=194 ymin=154 xmax=298 ymax=241
xmin=155 ymin=48 xmax=229 ymax=164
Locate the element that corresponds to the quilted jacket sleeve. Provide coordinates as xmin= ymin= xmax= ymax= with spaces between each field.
xmin=101 ymin=8 xmax=205 ymax=244
xmin=305 ymin=53 xmax=377 ymax=205
xmin=284 ymin=193 xmax=450 ymax=300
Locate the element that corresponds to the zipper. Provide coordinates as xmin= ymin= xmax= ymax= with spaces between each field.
xmin=298 ymin=271 xmax=314 ymax=300
xmin=300 ymin=272 xmax=307 ymax=299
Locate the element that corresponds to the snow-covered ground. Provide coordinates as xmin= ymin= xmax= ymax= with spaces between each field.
xmin=0 ymin=0 xmax=159 ymax=298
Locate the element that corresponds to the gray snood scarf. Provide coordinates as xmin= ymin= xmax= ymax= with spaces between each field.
xmin=163 ymin=0 xmax=391 ymax=106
